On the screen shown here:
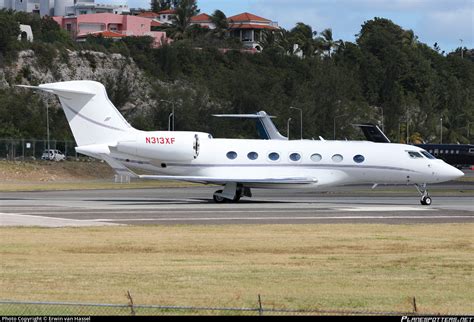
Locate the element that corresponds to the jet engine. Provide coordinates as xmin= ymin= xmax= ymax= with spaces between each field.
xmin=116 ymin=131 xmax=200 ymax=161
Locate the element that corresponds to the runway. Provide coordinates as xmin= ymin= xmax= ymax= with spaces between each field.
xmin=1 ymin=185 xmax=473 ymax=226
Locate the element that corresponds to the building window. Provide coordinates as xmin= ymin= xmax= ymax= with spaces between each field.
xmin=247 ymin=152 xmax=258 ymax=160
xmin=268 ymin=152 xmax=280 ymax=161
xmin=332 ymin=154 xmax=343 ymax=162
xmin=289 ymin=153 xmax=301 ymax=162
xmin=226 ymin=151 xmax=237 ymax=160
xmin=310 ymin=153 xmax=322 ymax=162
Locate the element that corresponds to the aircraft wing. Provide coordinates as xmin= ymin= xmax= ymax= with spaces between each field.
xmin=213 ymin=111 xmax=288 ymax=140
xmin=136 ymin=175 xmax=318 ymax=185
xmin=96 ymin=154 xmax=317 ymax=185
xmin=354 ymin=123 xmax=391 ymax=143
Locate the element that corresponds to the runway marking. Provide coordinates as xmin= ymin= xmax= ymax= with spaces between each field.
xmin=338 ymin=206 xmax=430 ymax=212
xmin=91 ymin=215 xmax=473 ymax=222
xmin=0 ymin=206 xmax=434 ymax=215
xmin=0 ymin=213 xmax=120 ymax=227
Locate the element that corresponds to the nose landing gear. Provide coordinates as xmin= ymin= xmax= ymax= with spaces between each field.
xmin=415 ymin=183 xmax=432 ymax=205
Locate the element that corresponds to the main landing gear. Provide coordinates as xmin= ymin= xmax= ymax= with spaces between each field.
xmin=212 ymin=183 xmax=251 ymax=203
xmin=415 ymin=183 xmax=432 ymax=206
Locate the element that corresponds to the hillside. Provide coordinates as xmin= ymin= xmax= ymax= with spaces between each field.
xmin=0 ymin=11 xmax=473 ymax=144
xmin=0 ymin=160 xmax=115 ymax=182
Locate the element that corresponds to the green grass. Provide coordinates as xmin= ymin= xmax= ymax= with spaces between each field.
xmin=1 ymin=224 xmax=472 ymax=314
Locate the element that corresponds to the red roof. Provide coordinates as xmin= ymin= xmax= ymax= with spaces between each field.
xmin=157 ymin=9 xmax=176 ymax=14
xmin=228 ymin=12 xmax=271 ymax=23
xmin=77 ymin=30 xmax=125 ymax=38
xmin=151 ymin=20 xmax=162 ymax=27
xmin=228 ymin=23 xmax=278 ymax=30
xmin=138 ymin=11 xmax=159 ymax=18
xmin=190 ymin=13 xmax=211 ymax=22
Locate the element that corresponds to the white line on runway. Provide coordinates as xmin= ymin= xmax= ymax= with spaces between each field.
xmin=91 ymin=215 xmax=473 ymax=222
xmin=0 ymin=207 xmax=433 ymax=215
xmin=0 ymin=213 xmax=120 ymax=227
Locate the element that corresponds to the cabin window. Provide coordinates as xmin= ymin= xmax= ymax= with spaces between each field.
xmin=353 ymin=155 xmax=365 ymax=163
xmin=310 ymin=153 xmax=322 ymax=162
xmin=289 ymin=153 xmax=301 ymax=162
xmin=407 ymin=151 xmax=423 ymax=159
xmin=268 ymin=152 xmax=280 ymax=161
xmin=420 ymin=151 xmax=436 ymax=159
xmin=226 ymin=151 xmax=237 ymax=160
xmin=332 ymin=154 xmax=343 ymax=162
xmin=456 ymin=150 xmax=460 ymax=154
xmin=469 ymin=148 xmax=474 ymax=154
xmin=450 ymin=150 xmax=454 ymax=154
xmin=247 ymin=152 xmax=258 ymax=160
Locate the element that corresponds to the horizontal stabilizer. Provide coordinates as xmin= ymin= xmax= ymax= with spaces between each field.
xmin=16 ymin=85 xmax=96 ymax=97
xmin=100 ymin=154 xmax=138 ymax=178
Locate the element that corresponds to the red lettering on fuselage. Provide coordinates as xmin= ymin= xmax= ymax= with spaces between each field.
xmin=145 ymin=137 xmax=175 ymax=144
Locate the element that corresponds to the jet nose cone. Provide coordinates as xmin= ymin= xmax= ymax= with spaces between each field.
xmin=443 ymin=165 xmax=464 ymax=181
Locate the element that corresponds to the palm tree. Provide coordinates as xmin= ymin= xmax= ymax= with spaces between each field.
xmin=259 ymin=29 xmax=293 ymax=54
xmin=169 ymin=0 xmax=199 ymax=40
xmin=289 ymin=22 xmax=319 ymax=57
xmin=210 ymin=9 xmax=228 ymax=40
xmin=316 ymin=28 xmax=343 ymax=57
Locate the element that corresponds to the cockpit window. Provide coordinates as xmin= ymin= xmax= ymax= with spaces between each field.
xmin=407 ymin=151 xmax=423 ymax=159
xmin=420 ymin=151 xmax=436 ymax=159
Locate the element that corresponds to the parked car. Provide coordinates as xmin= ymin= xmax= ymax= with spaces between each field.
xmin=41 ymin=149 xmax=66 ymax=161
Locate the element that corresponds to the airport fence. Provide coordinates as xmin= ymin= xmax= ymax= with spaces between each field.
xmin=0 ymin=297 xmax=425 ymax=316
xmin=0 ymin=138 xmax=79 ymax=161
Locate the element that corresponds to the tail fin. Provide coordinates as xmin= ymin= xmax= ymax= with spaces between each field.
xmin=18 ymin=80 xmax=134 ymax=146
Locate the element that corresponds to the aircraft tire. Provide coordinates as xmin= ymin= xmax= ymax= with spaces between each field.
xmin=420 ymin=195 xmax=432 ymax=206
xmin=213 ymin=190 xmax=226 ymax=203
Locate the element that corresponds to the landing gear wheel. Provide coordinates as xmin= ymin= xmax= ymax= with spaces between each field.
xmin=415 ymin=183 xmax=432 ymax=206
xmin=420 ymin=195 xmax=432 ymax=206
xmin=213 ymin=190 xmax=226 ymax=203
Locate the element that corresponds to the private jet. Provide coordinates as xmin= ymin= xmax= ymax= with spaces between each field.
xmin=19 ymin=80 xmax=464 ymax=205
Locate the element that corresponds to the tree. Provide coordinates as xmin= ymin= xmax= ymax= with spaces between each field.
xmin=210 ymin=10 xmax=228 ymax=40
xmin=151 ymin=0 xmax=176 ymax=12
xmin=0 ymin=9 xmax=20 ymax=55
xmin=316 ymin=28 xmax=342 ymax=57
xmin=289 ymin=23 xmax=317 ymax=57
xmin=150 ymin=0 xmax=160 ymax=12
xmin=169 ymin=0 xmax=199 ymax=40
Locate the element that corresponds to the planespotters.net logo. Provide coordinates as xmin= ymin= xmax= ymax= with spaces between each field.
xmin=402 ymin=317 xmax=474 ymax=322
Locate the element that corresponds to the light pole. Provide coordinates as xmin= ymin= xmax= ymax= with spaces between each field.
xmin=460 ymin=39 xmax=463 ymax=59
xmin=406 ymin=105 xmax=410 ymax=144
xmin=46 ymin=101 xmax=50 ymax=152
xmin=289 ymin=106 xmax=302 ymax=140
xmin=333 ymin=114 xmax=347 ymax=140
xmin=287 ymin=118 xmax=292 ymax=140
xmin=160 ymin=99 xmax=175 ymax=131
xmin=440 ymin=117 xmax=443 ymax=144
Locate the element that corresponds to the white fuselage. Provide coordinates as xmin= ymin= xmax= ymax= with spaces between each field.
xmin=108 ymin=131 xmax=463 ymax=189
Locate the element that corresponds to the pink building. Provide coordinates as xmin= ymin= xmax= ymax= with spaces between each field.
xmin=53 ymin=13 xmax=169 ymax=47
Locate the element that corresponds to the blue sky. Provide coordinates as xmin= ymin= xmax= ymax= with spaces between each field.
xmin=124 ymin=0 xmax=473 ymax=52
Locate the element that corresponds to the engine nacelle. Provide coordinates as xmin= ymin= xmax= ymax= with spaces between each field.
xmin=116 ymin=131 xmax=200 ymax=161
